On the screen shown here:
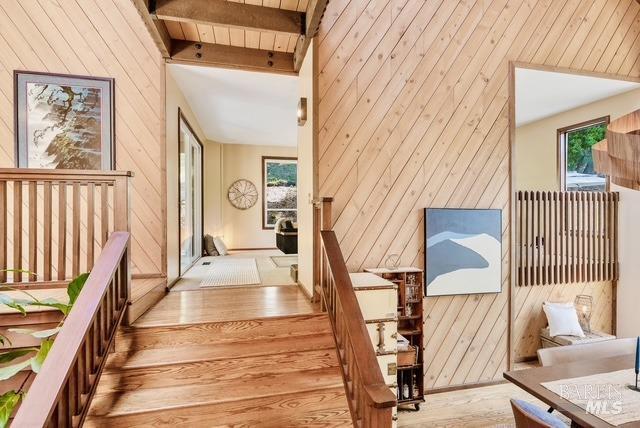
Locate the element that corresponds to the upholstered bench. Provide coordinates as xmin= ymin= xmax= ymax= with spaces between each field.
xmin=540 ymin=327 xmax=616 ymax=348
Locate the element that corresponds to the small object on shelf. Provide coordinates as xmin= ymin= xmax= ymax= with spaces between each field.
xmin=364 ymin=266 xmax=425 ymax=410
xmin=398 ymin=345 xmax=417 ymax=367
xmin=385 ymin=254 xmax=401 ymax=270
xmin=407 ymin=273 xmax=416 ymax=286
xmin=574 ymin=294 xmax=593 ymax=333
xmin=630 ymin=337 xmax=640 ymax=392
xmin=412 ymin=373 xmax=420 ymax=397
xmin=397 ymin=333 xmax=410 ymax=352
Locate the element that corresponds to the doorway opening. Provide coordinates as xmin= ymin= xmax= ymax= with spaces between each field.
xmin=165 ymin=50 xmax=316 ymax=301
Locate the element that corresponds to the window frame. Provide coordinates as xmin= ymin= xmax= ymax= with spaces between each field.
xmin=262 ymin=156 xmax=298 ymax=230
xmin=557 ymin=115 xmax=610 ymax=191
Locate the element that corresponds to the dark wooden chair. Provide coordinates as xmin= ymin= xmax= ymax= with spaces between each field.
xmin=511 ymin=399 xmax=566 ymax=428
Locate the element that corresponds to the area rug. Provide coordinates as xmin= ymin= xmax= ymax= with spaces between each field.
xmin=270 ymin=255 xmax=298 ymax=268
xmin=200 ymin=258 xmax=261 ymax=287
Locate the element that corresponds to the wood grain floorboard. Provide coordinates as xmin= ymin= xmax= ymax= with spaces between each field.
xmin=99 ymin=349 xmax=340 ymax=391
xmin=397 ymin=381 xmax=570 ymax=427
xmin=87 ymin=285 xmax=349 ymax=426
xmin=85 ymin=387 xmax=351 ymax=428
xmin=107 ymin=332 xmax=336 ymax=370
xmin=89 ymin=367 xmax=344 ymax=416
xmin=134 ymin=286 xmax=318 ymax=326
xmin=117 ymin=313 xmax=331 ymax=351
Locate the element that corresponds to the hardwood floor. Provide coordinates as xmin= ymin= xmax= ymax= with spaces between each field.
xmin=91 ymin=283 xmax=559 ymax=427
xmin=134 ymin=285 xmax=318 ymax=326
xmin=398 ymin=363 xmax=571 ymax=427
xmin=170 ymin=250 xmax=297 ymax=292
xmin=86 ymin=285 xmax=349 ymax=427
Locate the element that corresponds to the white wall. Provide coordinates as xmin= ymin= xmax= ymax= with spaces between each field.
xmin=613 ymin=183 xmax=640 ymax=337
xmin=516 ymin=87 xmax=640 ymax=190
xmin=297 ymin=44 xmax=315 ymax=297
xmin=221 ymin=143 xmax=297 ymax=249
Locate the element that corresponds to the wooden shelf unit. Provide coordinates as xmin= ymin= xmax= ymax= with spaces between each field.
xmin=365 ymin=267 xmax=425 ymax=410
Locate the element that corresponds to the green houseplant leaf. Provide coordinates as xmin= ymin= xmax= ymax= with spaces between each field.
xmin=67 ymin=272 xmax=89 ymax=306
xmin=0 ymin=359 xmax=32 ymax=381
xmin=0 ymin=333 xmax=11 ymax=347
xmin=8 ymin=327 xmax=61 ymax=339
xmin=0 ymin=295 xmax=33 ymax=316
xmin=0 ymin=390 xmax=22 ymax=428
xmin=29 ymin=298 xmax=71 ymax=316
xmin=0 ymin=349 xmax=36 ymax=364
xmin=30 ymin=339 xmax=53 ymax=374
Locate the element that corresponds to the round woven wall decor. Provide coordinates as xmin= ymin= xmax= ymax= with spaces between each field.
xmin=228 ymin=179 xmax=258 ymax=210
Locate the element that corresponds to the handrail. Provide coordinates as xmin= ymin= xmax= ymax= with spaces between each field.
xmin=318 ymin=198 xmax=395 ymax=426
xmin=12 ymin=231 xmax=131 ymax=427
xmin=0 ymin=168 xmax=133 ymax=180
xmin=0 ymin=168 xmax=132 ymax=286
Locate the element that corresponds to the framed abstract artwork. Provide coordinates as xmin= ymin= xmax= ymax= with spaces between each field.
xmin=424 ymin=208 xmax=502 ymax=297
xmin=14 ymin=71 xmax=115 ymax=170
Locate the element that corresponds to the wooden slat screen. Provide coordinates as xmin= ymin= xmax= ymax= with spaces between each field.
xmin=515 ymin=191 xmax=618 ymax=287
xmin=0 ymin=169 xmax=131 ymax=288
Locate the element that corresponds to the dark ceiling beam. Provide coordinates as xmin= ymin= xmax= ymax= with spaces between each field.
xmin=154 ymin=0 xmax=304 ymax=35
xmin=293 ymin=0 xmax=329 ymax=71
xmin=169 ymin=40 xmax=296 ymax=75
xmin=132 ymin=0 xmax=172 ymax=58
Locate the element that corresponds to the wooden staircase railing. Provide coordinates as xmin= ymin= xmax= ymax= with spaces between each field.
xmin=318 ymin=198 xmax=396 ymax=427
xmin=12 ymin=231 xmax=131 ymax=427
xmin=515 ymin=190 xmax=618 ymax=286
xmin=0 ymin=168 xmax=131 ymax=288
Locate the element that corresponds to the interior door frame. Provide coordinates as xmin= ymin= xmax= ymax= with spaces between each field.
xmin=178 ymin=108 xmax=204 ymax=276
xmin=508 ymin=62 xmax=637 ymax=368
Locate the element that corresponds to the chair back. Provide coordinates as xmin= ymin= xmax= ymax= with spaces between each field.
xmin=510 ymin=399 xmax=565 ymax=428
xmin=537 ymin=338 xmax=636 ymax=367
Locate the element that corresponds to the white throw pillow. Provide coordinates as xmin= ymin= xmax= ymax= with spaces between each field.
xmin=544 ymin=301 xmax=573 ymax=308
xmin=543 ymin=302 xmax=585 ymax=338
xmin=213 ymin=236 xmax=228 ymax=256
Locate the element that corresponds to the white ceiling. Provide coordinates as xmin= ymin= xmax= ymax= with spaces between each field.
xmin=168 ymin=64 xmax=298 ymax=146
xmin=515 ymin=68 xmax=640 ymax=126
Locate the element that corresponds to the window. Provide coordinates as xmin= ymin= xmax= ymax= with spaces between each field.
xmin=558 ymin=116 xmax=609 ymax=191
xmin=179 ymin=111 xmax=203 ymax=274
xmin=262 ymin=157 xmax=297 ymax=229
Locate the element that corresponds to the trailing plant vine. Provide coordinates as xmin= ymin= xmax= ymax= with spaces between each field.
xmin=0 ymin=270 xmax=89 ymax=427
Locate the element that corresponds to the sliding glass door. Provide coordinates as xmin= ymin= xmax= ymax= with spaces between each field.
xmin=179 ymin=112 xmax=203 ymax=275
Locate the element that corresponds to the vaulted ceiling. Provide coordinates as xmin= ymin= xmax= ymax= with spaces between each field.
xmin=133 ymin=0 xmax=328 ymax=74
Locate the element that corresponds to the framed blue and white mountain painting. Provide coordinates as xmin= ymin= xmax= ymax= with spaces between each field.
xmin=425 ymin=208 xmax=502 ymax=297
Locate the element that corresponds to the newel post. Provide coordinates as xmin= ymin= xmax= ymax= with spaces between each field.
xmin=321 ymin=197 xmax=333 ymax=231
xmin=113 ymin=172 xmax=133 ymax=310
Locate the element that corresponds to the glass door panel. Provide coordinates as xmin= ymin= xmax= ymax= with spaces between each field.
xmin=179 ymin=115 xmax=203 ymax=275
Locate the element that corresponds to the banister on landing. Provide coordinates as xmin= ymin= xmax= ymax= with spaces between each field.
xmin=318 ymin=198 xmax=397 ymax=427
xmin=12 ymin=231 xmax=131 ymax=427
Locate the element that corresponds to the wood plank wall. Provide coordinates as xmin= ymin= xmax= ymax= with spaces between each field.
xmin=317 ymin=0 xmax=640 ymax=390
xmin=0 ymin=0 xmax=165 ymax=276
